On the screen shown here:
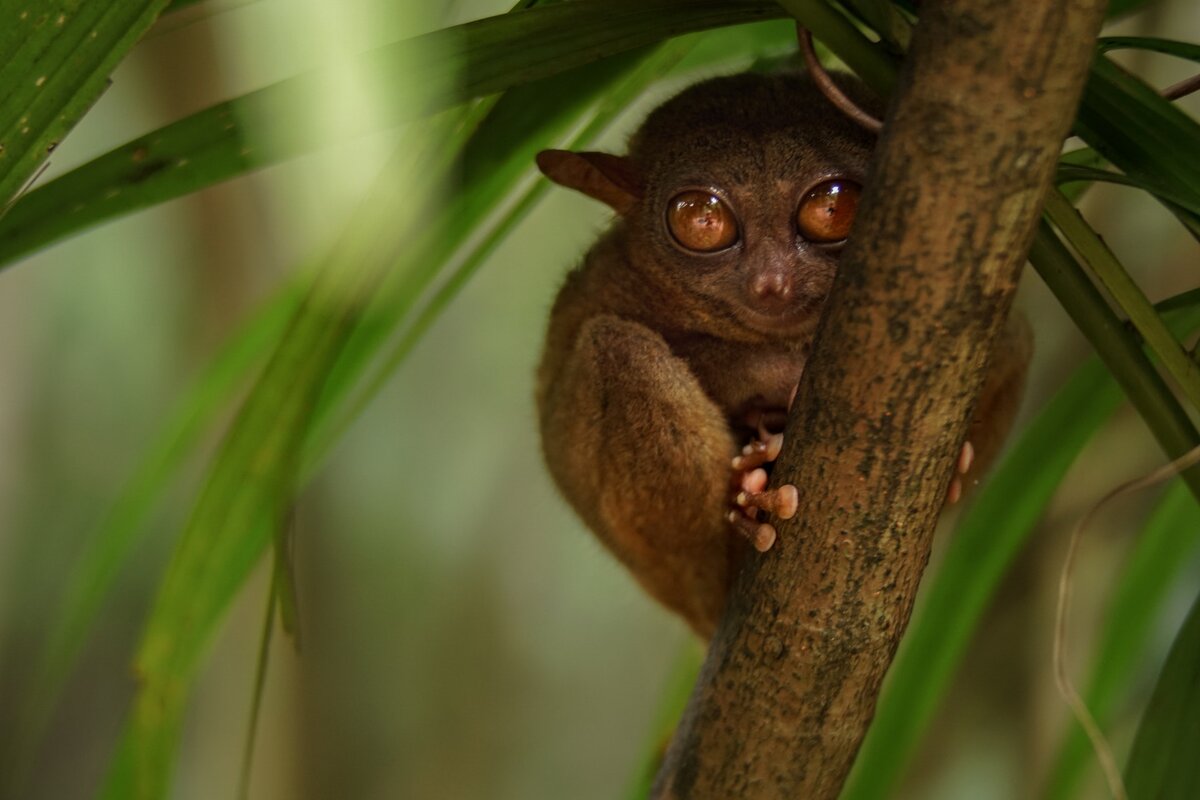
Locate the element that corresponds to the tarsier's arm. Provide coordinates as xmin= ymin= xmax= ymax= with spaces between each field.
xmin=538 ymin=313 xmax=740 ymax=637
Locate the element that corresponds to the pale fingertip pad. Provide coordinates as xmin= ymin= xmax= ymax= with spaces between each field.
xmin=946 ymin=477 xmax=963 ymax=505
xmin=754 ymin=524 xmax=777 ymax=553
xmin=958 ymin=440 xmax=975 ymax=475
xmin=743 ymin=468 xmax=768 ymax=493
xmin=776 ymin=484 xmax=800 ymax=520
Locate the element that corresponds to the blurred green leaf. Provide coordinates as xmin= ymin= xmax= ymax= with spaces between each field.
xmin=625 ymin=641 xmax=705 ymax=800
xmin=101 ymin=115 xmax=463 ymax=798
xmin=1125 ymin=589 xmax=1200 ymax=798
xmin=6 ymin=286 xmax=297 ymax=792
xmin=99 ymin=32 xmax=716 ymax=797
xmin=669 ymin=18 xmax=794 ymax=74
xmin=303 ymin=46 xmax=652 ymax=455
xmin=0 ymin=0 xmax=169 ymax=204
xmin=1044 ymin=481 xmax=1200 ymax=800
xmin=0 ymin=0 xmax=785 ymax=267
xmin=314 ymin=35 xmax=709 ymax=451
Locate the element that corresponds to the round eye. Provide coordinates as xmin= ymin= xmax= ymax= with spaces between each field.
xmin=797 ymin=180 xmax=862 ymax=243
xmin=666 ymin=191 xmax=738 ymax=252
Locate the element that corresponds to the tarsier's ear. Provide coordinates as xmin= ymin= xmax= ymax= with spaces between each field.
xmin=535 ymin=150 xmax=644 ymax=215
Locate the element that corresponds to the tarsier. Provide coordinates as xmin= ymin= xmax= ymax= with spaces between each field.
xmin=535 ymin=70 xmax=1030 ymax=638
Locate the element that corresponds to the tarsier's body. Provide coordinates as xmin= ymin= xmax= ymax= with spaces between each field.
xmin=536 ymin=72 xmax=1029 ymax=638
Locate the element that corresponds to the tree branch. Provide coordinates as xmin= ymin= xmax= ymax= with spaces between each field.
xmin=652 ymin=1 xmax=1108 ymax=797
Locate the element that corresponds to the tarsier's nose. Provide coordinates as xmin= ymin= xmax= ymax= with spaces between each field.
xmin=750 ymin=267 xmax=794 ymax=302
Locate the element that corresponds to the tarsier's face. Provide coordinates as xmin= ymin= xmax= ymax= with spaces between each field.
xmin=630 ymin=72 xmax=877 ymax=340
xmin=649 ymin=168 xmax=862 ymax=338
xmin=538 ymin=71 xmax=879 ymax=341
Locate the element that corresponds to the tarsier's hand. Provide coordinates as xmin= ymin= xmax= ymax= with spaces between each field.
xmin=726 ymin=383 xmax=801 ymax=553
xmin=728 ymin=429 xmax=799 ymax=552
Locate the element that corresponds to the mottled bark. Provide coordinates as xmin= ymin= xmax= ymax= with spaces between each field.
xmin=652 ymin=1 xmax=1108 ymax=798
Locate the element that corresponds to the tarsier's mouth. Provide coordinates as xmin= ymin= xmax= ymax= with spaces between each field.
xmin=737 ymin=294 xmax=824 ymax=336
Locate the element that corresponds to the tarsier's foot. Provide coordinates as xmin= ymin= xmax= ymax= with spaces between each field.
xmin=727 ymin=431 xmax=799 ymax=553
xmin=945 ymin=440 xmax=975 ymax=506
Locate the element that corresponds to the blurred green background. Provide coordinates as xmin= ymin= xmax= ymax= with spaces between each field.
xmin=0 ymin=1 xmax=1198 ymax=798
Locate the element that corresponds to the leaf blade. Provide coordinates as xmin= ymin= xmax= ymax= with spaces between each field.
xmin=1125 ymin=589 xmax=1200 ymax=798
xmin=1043 ymin=482 xmax=1200 ymax=799
xmin=0 ymin=0 xmax=170 ymax=204
xmin=0 ymin=0 xmax=785 ymax=267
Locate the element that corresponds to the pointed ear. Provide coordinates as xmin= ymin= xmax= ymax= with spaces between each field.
xmin=535 ymin=150 xmax=644 ymax=215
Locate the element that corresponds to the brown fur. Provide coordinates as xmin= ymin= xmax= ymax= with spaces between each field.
xmin=536 ymin=72 xmax=1029 ymax=637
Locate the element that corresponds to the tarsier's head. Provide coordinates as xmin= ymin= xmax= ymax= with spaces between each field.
xmin=537 ymin=71 xmax=880 ymax=341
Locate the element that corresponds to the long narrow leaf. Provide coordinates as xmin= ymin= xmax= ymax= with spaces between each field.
xmin=1057 ymin=164 xmax=1200 ymax=217
xmin=1098 ymin=36 xmax=1200 ymax=62
xmin=1125 ymin=589 xmax=1200 ymax=798
xmin=99 ymin=35 xmax=688 ymax=799
xmin=1075 ymin=57 xmax=1200 ymax=213
xmin=1044 ymin=189 xmax=1200 ymax=415
xmin=1043 ymin=481 xmax=1200 ymax=800
xmin=1029 ymin=227 xmax=1200 ymax=502
xmin=4 ymin=286 xmax=297 ymax=794
xmin=0 ymin=1 xmax=170 ymax=203
xmin=101 ymin=116 xmax=462 ymax=798
xmin=314 ymin=37 xmax=706 ymax=453
xmin=0 ymin=0 xmax=784 ymax=267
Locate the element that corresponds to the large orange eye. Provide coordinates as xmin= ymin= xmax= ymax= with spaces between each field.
xmin=797 ymin=180 xmax=861 ymax=243
xmin=666 ymin=191 xmax=738 ymax=252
